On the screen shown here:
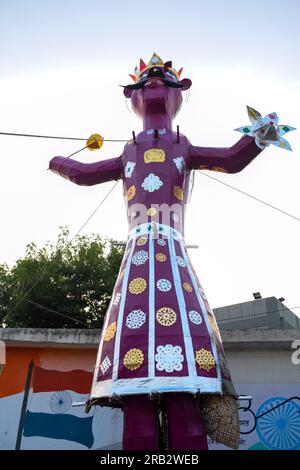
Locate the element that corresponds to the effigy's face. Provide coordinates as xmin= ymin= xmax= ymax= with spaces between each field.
xmin=123 ymin=65 xmax=191 ymax=120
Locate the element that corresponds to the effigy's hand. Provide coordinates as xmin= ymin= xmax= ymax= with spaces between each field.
xmin=235 ymin=106 xmax=296 ymax=151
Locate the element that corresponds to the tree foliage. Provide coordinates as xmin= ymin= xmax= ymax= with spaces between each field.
xmin=1 ymin=227 xmax=124 ymax=328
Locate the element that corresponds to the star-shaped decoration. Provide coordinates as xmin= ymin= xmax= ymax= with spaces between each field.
xmin=235 ymin=106 xmax=296 ymax=151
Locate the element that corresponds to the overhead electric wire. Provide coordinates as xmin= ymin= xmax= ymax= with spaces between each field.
xmin=0 ymin=131 xmax=128 ymax=142
xmin=23 ymin=299 xmax=92 ymax=328
xmin=2 ymin=129 xmax=300 ymax=325
xmin=4 ymin=180 xmax=119 ymax=323
xmin=198 ymin=170 xmax=300 ymax=224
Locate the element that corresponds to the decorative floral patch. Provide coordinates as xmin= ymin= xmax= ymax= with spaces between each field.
xmin=146 ymin=128 xmax=166 ymax=135
xmin=137 ymin=236 xmax=148 ymax=246
xmin=155 ymin=344 xmax=184 ymax=372
xmin=156 ymin=278 xmax=172 ymax=292
xmin=144 ymin=149 xmax=165 ymax=163
xmin=127 ymin=185 xmax=136 ymax=201
xmin=211 ymin=166 xmax=227 ymax=173
xmin=157 ymin=238 xmax=167 ymax=246
xmin=132 ymin=250 xmax=148 ymax=266
xmin=124 ymin=348 xmax=144 ymax=371
xmin=188 ymin=310 xmax=203 ymax=325
xmin=129 ymin=277 xmax=147 ymax=294
xmin=156 ymin=253 xmax=167 ymax=262
xmin=125 ymin=161 xmax=136 ymax=178
xmin=183 ymin=282 xmax=193 ymax=293
xmin=113 ymin=293 xmax=121 ymax=306
xmin=126 ymin=309 xmax=146 ymax=329
xmin=174 ymin=185 xmax=184 ymax=200
xmin=176 ymin=256 xmax=187 ymax=267
xmin=100 ymin=356 xmax=111 ymax=374
xmin=156 ymin=307 xmax=177 ymax=326
xmin=195 ymin=348 xmax=215 ymax=371
xmin=172 ymin=213 xmax=179 ymax=223
xmin=147 ymin=207 xmax=157 ymax=217
xmin=142 ymin=173 xmax=163 ymax=192
xmin=173 ymin=156 xmax=185 ymax=174
xmin=103 ymin=322 xmax=117 ymax=342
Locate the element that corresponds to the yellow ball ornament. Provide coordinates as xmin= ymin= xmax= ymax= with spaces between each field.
xmin=86 ymin=133 xmax=104 ymax=151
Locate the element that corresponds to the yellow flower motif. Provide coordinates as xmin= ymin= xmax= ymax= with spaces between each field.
xmin=195 ymin=348 xmax=215 ymax=371
xmin=137 ymin=236 xmax=148 ymax=246
xmin=144 ymin=149 xmax=165 ymax=163
xmin=174 ymin=185 xmax=184 ymax=201
xmin=127 ymin=185 xmax=136 ymax=201
xmin=129 ymin=277 xmax=147 ymax=294
xmin=183 ymin=282 xmax=193 ymax=293
xmin=124 ymin=348 xmax=144 ymax=371
xmin=147 ymin=207 xmax=157 ymax=217
xmin=156 ymin=307 xmax=177 ymax=326
xmin=211 ymin=166 xmax=228 ymax=173
xmin=156 ymin=252 xmax=167 ymax=262
xmin=103 ymin=322 xmax=117 ymax=342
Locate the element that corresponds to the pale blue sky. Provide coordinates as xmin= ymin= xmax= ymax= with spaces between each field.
xmin=1 ymin=0 xmax=299 ymax=79
xmin=0 ymin=0 xmax=299 ymax=311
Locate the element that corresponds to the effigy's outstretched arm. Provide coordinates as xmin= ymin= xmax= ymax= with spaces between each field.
xmin=189 ymin=135 xmax=263 ymax=174
xmin=49 ymin=156 xmax=123 ymax=186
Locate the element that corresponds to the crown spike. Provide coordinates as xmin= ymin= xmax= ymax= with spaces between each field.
xmin=148 ymin=53 xmax=164 ymax=66
xmin=129 ymin=74 xmax=137 ymax=82
xmin=140 ymin=59 xmax=147 ymax=71
xmin=177 ymin=67 xmax=183 ymax=79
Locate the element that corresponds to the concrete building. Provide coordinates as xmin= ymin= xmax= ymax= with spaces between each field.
xmin=0 ymin=296 xmax=299 ymax=450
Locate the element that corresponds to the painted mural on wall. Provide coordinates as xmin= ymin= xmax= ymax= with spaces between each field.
xmin=1 ymin=346 xmax=299 ymax=450
xmin=208 ymin=384 xmax=300 ymax=451
xmin=0 ymin=347 xmax=123 ymax=450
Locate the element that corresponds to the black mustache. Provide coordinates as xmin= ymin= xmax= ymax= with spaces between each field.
xmin=123 ymin=77 xmax=184 ymax=91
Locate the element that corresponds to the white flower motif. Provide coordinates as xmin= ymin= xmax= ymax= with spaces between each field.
xmin=173 ymin=156 xmax=185 ymax=175
xmin=172 ymin=213 xmax=179 ymax=223
xmin=141 ymin=173 xmax=163 ymax=192
xmin=155 ymin=344 xmax=184 ymax=372
xmin=132 ymin=250 xmax=148 ymax=266
xmin=113 ymin=293 xmax=121 ymax=306
xmin=157 ymin=238 xmax=167 ymax=246
xmin=125 ymin=161 xmax=136 ymax=178
xmin=156 ymin=278 xmax=172 ymax=292
xmin=188 ymin=310 xmax=203 ymax=325
xmin=176 ymin=256 xmax=187 ymax=267
xmin=146 ymin=128 xmax=166 ymax=135
xmin=100 ymin=356 xmax=111 ymax=374
xmin=126 ymin=309 xmax=146 ymax=329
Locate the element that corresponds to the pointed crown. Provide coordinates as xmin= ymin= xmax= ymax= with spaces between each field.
xmin=129 ymin=52 xmax=183 ymax=82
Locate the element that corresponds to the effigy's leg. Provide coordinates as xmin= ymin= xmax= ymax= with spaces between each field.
xmin=165 ymin=393 xmax=208 ymax=450
xmin=122 ymin=395 xmax=160 ymax=450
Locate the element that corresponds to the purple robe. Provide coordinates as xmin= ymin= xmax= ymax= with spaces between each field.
xmin=50 ymin=132 xmax=261 ymax=404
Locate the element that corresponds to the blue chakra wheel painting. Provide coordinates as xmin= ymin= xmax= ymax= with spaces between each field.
xmin=50 ymin=391 xmax=72 ymax=414
xmin=256 ymin=397 xmax=300 ymax=450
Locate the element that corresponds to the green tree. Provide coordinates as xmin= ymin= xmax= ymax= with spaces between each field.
xmin=1 ymin=227 xmax=124 ymax=328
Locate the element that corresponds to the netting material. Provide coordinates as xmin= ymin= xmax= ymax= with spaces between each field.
xmin=199 ymin=394 xmax=240 ymax=449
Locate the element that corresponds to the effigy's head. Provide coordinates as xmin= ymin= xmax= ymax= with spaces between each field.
xmin=123 ymin=53 xmax=192 ymax=120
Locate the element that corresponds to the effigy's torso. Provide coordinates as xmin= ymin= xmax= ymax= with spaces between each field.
xmin=90 ymin=129 xmax=236 ymax=403
xmin=123 ymin=129 xmax=191 ymax=234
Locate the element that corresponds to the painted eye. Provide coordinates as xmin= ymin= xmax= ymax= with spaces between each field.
xmin=166 ymin=71 xmax=176 ymax=79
